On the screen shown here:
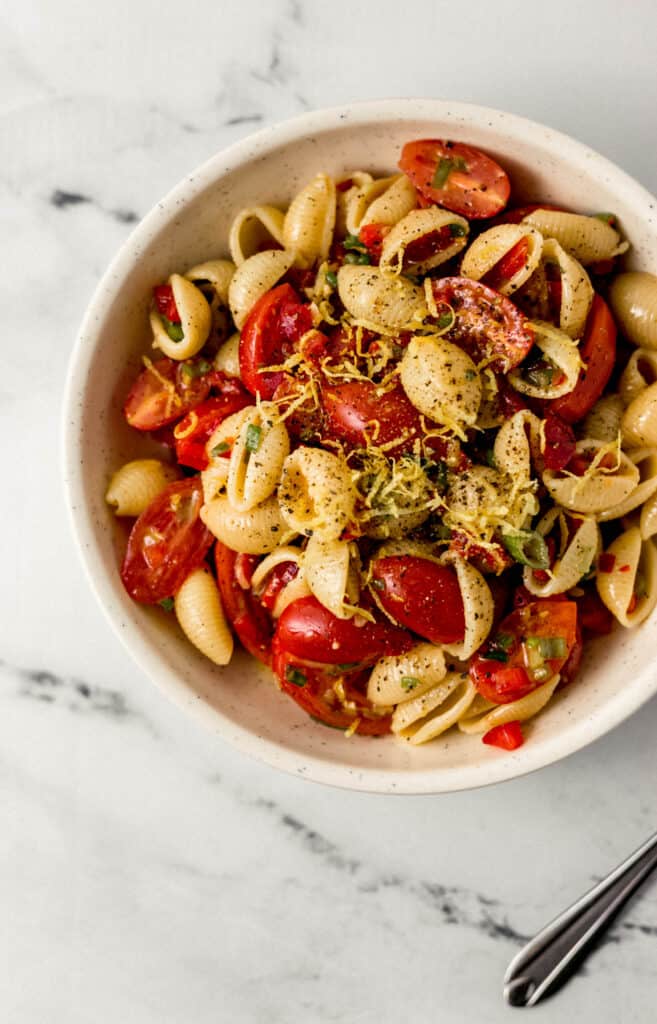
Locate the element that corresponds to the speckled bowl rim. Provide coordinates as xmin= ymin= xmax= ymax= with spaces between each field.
xmin=62 ymin=98 xmax=657 ymax=794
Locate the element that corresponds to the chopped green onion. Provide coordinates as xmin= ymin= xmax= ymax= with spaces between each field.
xmin=326 ymin=269 xmax=338 ymax=288
xmin=593 ymin=212 xmax=617 ymax=226
xmin=526 ymin=636 xmax=567 ymax=659
xmin=336 ymin=662 xmax=360 ymax=671
xmin=285 ymin=666 xmax=307 ymax=688
xmin=502 ymin=529 xmax=550 ymax=569
xmin=486 ymin=632 xmax=514 ymax=662
xmin=159 ymin=597 xmax=175 ymax=612
xmin=485 ymin=448 xmax=497 ymax=469
xmin=161 ymin=315 xmax=184 ymax=342
xmin=436 ymin=311 xmax=454 ymax=330
xmin=401 ymin=676 xmax=421 ymax=692
xmin=210 ymin=441 xmax=231 ymax=457
xmin=524 ymin=363 xmax=555 ymax=388
xmin=181 ymin=359 xmax=211 ymax=379
xmin=532 ymin=665 xmax=552 ymax=682
xmin=344 ymin=233 xmax=368 ymax=252
xmin=431 ymin=156 xmax=467 ymax=190
xmin=430 ymin=520 xmax=452 ymax=541
xmin=464 ymin=369 xmax=476 ymax=381
xmin=344 ymin=251 xmax=371 ymax=265
xmin=245 ymin=424 xmax=262 ymax=453
xmin=449 ymin=222 xmax=467 ymax=237
xmin=370 ymin=578 xmax=385 ymax=591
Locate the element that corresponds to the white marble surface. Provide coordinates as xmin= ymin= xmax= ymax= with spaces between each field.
xmin=3 ymin=1 xmax=657 ymax=1020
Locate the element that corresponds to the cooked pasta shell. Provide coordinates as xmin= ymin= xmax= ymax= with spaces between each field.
xmin=201 ymin=407 xmax=254 ymax=502
xmin=619 ymin=349 xmax=657 ymax=408
xmin=543 ymin=439 xmax=640 ymax=514
xmin=151 ymin=273 xmax=212 ymax=360
xmin=105 ymin=459 xmax=181 ymax=517
xmin=367 ymin=643 xmax=447 ymax=707
xmin=493 ymin=409 xmax=541 ymax=481
xmin=283 ymin=173 xmax=336 ymax=269
xmin=522 ymin=210 xmax=629 ymax=264
xmin=335 ymin=171 xmax=374 ymax=236
xmin=541 ymin=238 xmax=593 ymax=339
xmin=596 ymin=527 xmax=657 ymax=627
xmin=460 ymin=224 xmax=542 ymax=296
xmin=609 ymin=272 xmax=657 ymax=350
xmin=228 ymin=206 xmax=285 ymax=266
xmin=185 ymin=259 xmax=235 ymax=304
xmin=640 ymin=490 xmax=657 ymax=540
xmin=345 ymin=173 xmax=417 ymax=235
xmin=582 ymin=394 xmax=625 ymax=442
xmin=302 ymin=535 xmax=355 ymax=619
xmin=228 ymin=249 xmax=294 ymax=329
xmin=279 ymin=447 xmax=355 ymax=540
xmin=400 ymin=335 xmax=481 ymax=433
xmin=250 ymin=546 xmax=311 ymax=618
xmin=523 ymin=508 xmax=599 ymax=596
xmin=174 ymin=567 xmax=233 ymax=666
xmin=440 ymin=552 xmax=494 ymax=660
xmin=337 ymin=265 xmax=427 ymax=331
xmin=226 ymin=403 xmax=290 ymax=512
xmin=214 ymin=331 xmax=241 ymax=378
xmin=458 ymin=675 xmax=560 ymax=734
xmin=391 ymin=672 xmax=477 ymax=745
xmin=509 ymin=321 xmax=582 ymax=399
xmin=200 ymin=494 xmax=288 ymax=554
xmin=621 ymin=381 xmax=657 ymax=448
xmin=597 ymin=448 xmax=657 ymax=521
xmin=380 ymin=208 xmax=469 ymax=275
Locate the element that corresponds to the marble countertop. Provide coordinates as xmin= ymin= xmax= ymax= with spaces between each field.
xmin=4 ymin=1 xmax=657 ymax=1020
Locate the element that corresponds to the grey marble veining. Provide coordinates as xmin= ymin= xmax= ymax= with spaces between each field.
xmin=3 ymin=1 xmax=657 ymax=1021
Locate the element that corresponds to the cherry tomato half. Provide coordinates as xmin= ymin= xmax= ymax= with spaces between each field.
xmin=239 ymin=284 xmax=313 ymax=398
xmin=370 ymin=556 xmax=465 ymax=644
xmin=470 ymin=599 xmax=578 ymax=704
xmin=124 ymin=357 xmax=212 ymax=431
xmin=214 ymin=543 xmax=274 ymax=666
xmin=173 ymin=383 xmax=252 ymax=470
xmin=430 ymin=277 xmax=534 ymax=371
xmin=275 ymin=596 xmax=414 ymax=666
xmin=120 ymin=478 xmax=213 ymax=604
xmin=548 ymin=295 xmax=616 ymax=423
xmin=399 ymin=139 xmax=510 ymax=219
xmin=322 ymin=381 xmax=426 ymax=456
xmin=272 ymin=637 xmax=392 ymax=735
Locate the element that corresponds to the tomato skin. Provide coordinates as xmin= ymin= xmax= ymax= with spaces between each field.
xmin=272 ymin=637 xmax=391 ymax=735
xmin=173 ymin=386 xmax=252 ymax=470
xmin=449 ymin=532 xmax=513 ymax=575
xmin=542 ymin=414 xmax=576 ymax=472
xmin=214 ymin=543 xmax=274 ymax=666
xmin=124 ymin=357 xmax=212 ymax=431
xmin=120 ymin=478 xmax=213 ymax=604
xmin=153 ymin=284 xmax=180 ymax=322
xmin=358 ymin=223 xmax=389 ymax=263
xmin=470 ymin=599 xmax=578 ymax=704
xmin=239 ymin=284 xmax=313 ymax=398
xmin=370 ymin=556 xmax=465 ymax=644
xmin=548 ymin=295 xmax=616 ymax=423
xmin=322 ymin=381 xmax=423 ymax=455
xmin=482 ymin=721 xmax=524 ymax=750
xmin=275 ymin=596 xmax=414 ymax=666
xmin=430 ymin=277 xmax=534 ymax=371
xmin=482 ymin=237 xmax=530 ymax=292
xmin=399 ymin=139 xmax=510 ymax=219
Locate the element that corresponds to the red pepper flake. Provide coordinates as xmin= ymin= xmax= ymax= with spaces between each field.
xmin=598 ymin=553 xmax=616 ymax=574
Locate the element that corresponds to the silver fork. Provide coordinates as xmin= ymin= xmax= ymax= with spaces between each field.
xmin=504 ymin=830 xmax=657 ymax=1007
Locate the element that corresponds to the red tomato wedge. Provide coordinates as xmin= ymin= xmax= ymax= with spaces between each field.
xmin=214 ymin=543 xmax=274 ymax=666
xmin=275 ymin=596 xmax=414 ymax=666
xmin=482 ymin=721 xmax=524 ymax=750
xmin=399 ymin=140 xmax=510 ymax=219
xmin=322 ymin=381 xmax=426 ymax=455
xmin=124 ymin=357 xmax=212 ymax=431
xmin=482 ymin=237 xmax=530 ymax=292
xmin=358 ymin=223 xmax=389 ymax=263
xmin=152 ymin=284 xmax=180 ymax=322
xmin=430 ymin=277 xmax=534 ymax=371
xmin=173 ymin=385 xmax=252 ymax=470
xmin=548 ymin=294 xmax=617 ymax=423
xmin=272 ymin=637 xmax=392 ymax=735
xmin=470 ymin=599 xmax=578 ymax=704
xmin=120 ymin=478 xmax=213 ymax=604
xmin=239 ymin=283 xmax=313 ymax=398
xmin=542 ymin=414 xmax=576 ymax=472
xmin=369 ymin=556 xmax=466 ymax=644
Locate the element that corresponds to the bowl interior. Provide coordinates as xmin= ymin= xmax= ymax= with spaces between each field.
xmin=64 ymin=100 xmax=657 ymax=792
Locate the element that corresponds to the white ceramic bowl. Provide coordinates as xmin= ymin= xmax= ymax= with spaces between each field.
xmin=63 ymin=98 xmax=657 ymax=793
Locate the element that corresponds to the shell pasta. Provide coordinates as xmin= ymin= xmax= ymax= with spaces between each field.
xmin=108 ymin=134 xmax=657 ymax=753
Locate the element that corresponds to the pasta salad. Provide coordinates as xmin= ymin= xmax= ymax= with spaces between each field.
xmin=106 ymin=137 xmax=657 ymax=751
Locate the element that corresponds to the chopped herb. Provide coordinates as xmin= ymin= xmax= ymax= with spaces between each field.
xmin=502 ymin=529 xmax=550 ymax=569
xmin=336 ymin=662 xmax=360 ymax=671
xmin=485 ymin=448 xmax=497 ymax=469
xmin=344 ymin=251 xmax=371 ymax=265
xmin=524 ymin=362 xmax=555 ymax=389
xmin=449 ymin=222 xmax=467 ymax=237
xmin=431 ymin=155 xmax=467 ymax=190
xmin=181 ymin=359 xmax=211 ymax=379
xmin=401 ymin=676 xmax=421 ymax=692
xmin=593 ymin=212 xmax=617 ymax=227
xmin=532 ymin=665 xmax=552 ymax=682
xmin=429 ymin=520 xmax=452 ymax=542
xmin=464 ymin=369 xmax=476 ymax=381
xmin=285 ymin=666 xmax=307 ymax=687
xmin=161 ymin=315 xmax=184 ymax=342
xmin=526 ymin=636 xmax=567 ymax=659
xmin=436 ymin=311 xmax=455 ymax=330
xmin=245 ymin=424 xmax=262 ymax=453
xmin=486 ymin=632 xmax=514 ymax=662
xmin=159 ymin=597 xmax=175 ymax=612
xmin=370 ymin=578 xmax=385 ymax=591
xmin=326 ymin=269 xmax=338 ymax=288
xmin=344 ymin=233 xmax=368 ymax=253
xmin=210 ymin=441 xmax=231 ymax=457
